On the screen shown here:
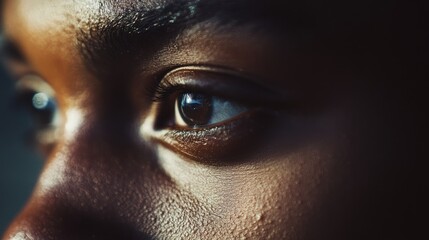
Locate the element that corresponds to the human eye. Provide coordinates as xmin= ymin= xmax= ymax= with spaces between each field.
xmin=143 ymin=66 xmax=287 ymax=165
xmin=174 ymin=92 xmax=248 ymax=128
xmin=14 ymin=75 xmax=61 ymax=149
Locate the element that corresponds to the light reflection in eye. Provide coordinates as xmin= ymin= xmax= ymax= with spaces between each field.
xmin=15 ymin=75 xmax=62 ymax=147
xmin=16 ymin=75 xmax=60 ymax=129
xmin=32 ymin=92 xmax=50 ymax=109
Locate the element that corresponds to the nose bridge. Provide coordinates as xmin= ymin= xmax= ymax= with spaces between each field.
xmin=40 ymin=88 xmax=152 ymax=195
xmin=37 ymin=69 xmax=150 ymax=197
xmin=37 ymin=91 xmax=138 ymax=190
xmin=3 ymin=101 xmax=157 ymax=239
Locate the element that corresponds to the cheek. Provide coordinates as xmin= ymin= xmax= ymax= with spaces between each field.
xmin=157 ymin=144 xmax=337 ymax=238
xmin=242 ymin=150 xmax=336 ymax=239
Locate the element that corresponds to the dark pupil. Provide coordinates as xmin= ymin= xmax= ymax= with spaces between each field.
xmin=178 ymin=93 xmax=212 ymax=126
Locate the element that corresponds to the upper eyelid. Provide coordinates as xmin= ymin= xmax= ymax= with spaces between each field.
xmin=15 ymin=75 xmax=55 ymax=96
xmin=153 ymin=65 xmax=291 ymax=106
xmin=161 ymin=66 xmax=266 ymax=90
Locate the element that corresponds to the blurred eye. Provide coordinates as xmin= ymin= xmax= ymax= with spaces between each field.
xmin=175 ymin=92 xmax=248 ymax=127
xmin=15 ymin=75 xmax=60 ymax=145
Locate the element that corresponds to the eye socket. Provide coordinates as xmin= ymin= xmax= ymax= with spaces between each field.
xmin=15 ymin=75 xmax=61 ymax=145
xmin=175 ymin=92 xmax=249 ymax=128
xmin=142 ymin=66 xmax=287 ymax=164
xmin=150 ymin=66 xmax=274 ymax=131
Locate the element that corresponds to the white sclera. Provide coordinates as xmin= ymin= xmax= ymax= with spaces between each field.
xmin=208 ymin=98 xmax=248 ymax=125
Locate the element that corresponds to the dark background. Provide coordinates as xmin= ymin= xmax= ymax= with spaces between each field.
xmin=0 ymin=65 xmax=42 ymax=234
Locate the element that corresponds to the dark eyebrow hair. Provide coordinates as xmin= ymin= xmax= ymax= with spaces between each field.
xmin=78 ymin=0 xmax=395 ymax=79
xmin=0 ymin=35 xmax=27 ymax=64
xmin=78 ymin=0 xmax=292 ymax=77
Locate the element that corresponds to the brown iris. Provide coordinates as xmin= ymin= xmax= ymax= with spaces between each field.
xmin=178 ymin=93 xmax=213 ymax=126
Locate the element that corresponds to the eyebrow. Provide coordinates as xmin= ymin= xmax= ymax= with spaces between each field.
xmin=0 ymin=35 xmax=27 ymax=64
xmin=78 ymin=0 xmax=287 ymax=77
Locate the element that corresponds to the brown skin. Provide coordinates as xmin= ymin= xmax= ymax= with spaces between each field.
xmin=1 ymin=0 xmax=419 ymax=239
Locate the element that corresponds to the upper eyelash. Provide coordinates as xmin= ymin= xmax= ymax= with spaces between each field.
xmin=151 ymin=80 xmax=181 ymax=102
xmin=146 ymin=65 xmax=241 ymax=103
xmin=150 ymin=80 xmax=212 ymax=103
xmin=146 ymin=66 xmax=293 ymax=111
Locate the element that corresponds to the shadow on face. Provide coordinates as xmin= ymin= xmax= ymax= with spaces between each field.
xmin=1 ymin=0 xmax=422 ymax=239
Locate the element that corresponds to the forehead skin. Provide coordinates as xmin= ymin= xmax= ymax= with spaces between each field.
xmin=1 ymin=0 xmax=418 ymax=239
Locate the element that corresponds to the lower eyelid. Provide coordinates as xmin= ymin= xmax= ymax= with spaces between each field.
xmin=33 ymin=127 xmax=61 ymax=146
xmin=151 ymin=110 xmax=272 ymax=165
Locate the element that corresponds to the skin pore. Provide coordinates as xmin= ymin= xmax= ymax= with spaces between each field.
xmin=1 ymin=0 xmax=418 ymax=239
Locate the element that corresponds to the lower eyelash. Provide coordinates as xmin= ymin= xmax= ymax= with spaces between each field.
xmin=152 ymin=110 xmax=272 ymax=165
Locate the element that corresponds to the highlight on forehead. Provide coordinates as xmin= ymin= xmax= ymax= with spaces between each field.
xmin=100 ymin=0 xmax=175 ymax=14
xmin=76 ymin=0 xmax=309 ymax=63
xmin=77 ymin=0 xmax=203 ymax=75
xmin=75 ymin=0 xmax=400 ymax=78
xmin=77 ymin=0 xmax=284 ymax=75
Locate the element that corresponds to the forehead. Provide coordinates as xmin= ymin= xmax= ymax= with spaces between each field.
xmin=7 ymin=0 xmax=213 ymax=41
xmin=2 ymin=0 xmax=379 ymax=44
xmin=2 ymin=0 xmax=389 ymax=91
xmin=2 ymin=0 xmax=285 ymax=93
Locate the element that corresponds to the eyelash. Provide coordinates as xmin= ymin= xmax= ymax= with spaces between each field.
xmin=151 ymin=80 xmax=186 ymax=103
xmin=142 ymin=67 xmax=286 ymax=164
xmin=150 ymin=68 xmax=269 ymax=106
xmin=149 ymin=68 xmax=257 ymax=127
